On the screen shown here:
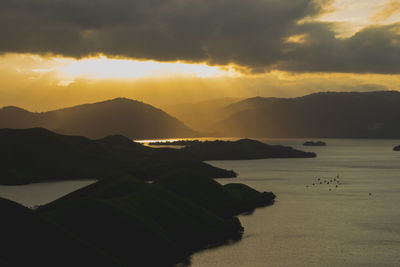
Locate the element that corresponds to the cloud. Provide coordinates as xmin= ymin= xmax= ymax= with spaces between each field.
xmin=0 ymin=0 xmax=399 ymax=74
xmin=371 ymin=0 xmax=400 ymax=23
xmin=280 ymin=22 xmax=400 ymax=74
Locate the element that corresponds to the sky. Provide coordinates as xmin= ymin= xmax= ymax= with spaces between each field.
xmin=0 ymin=0 xmax=399 ymax=111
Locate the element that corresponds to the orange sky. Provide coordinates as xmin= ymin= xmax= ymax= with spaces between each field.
xmin=0 ymin=0 xmax=399 ymax=111
xmin=1 ymin=53 xmax=399 ymax=111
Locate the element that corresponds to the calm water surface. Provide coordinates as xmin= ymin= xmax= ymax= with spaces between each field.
xmin=191 ymin=138 xmax=400 ymax=267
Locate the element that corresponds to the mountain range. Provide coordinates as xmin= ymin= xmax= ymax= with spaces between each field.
xmin=215 ymin=91 xmax=400 ymax=138
xmin=1 ymin=91 xmax=400 ymax=139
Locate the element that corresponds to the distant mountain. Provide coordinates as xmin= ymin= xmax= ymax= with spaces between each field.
xmin=222 ymin=96 xmax=284 ymax=117
xmin=216 ymin=91 xmax=400 ymax=138
xmin=162 ymin=98 xmax=241 ymax=133
xmin=0 ymin=98 xmax=197 ymax=139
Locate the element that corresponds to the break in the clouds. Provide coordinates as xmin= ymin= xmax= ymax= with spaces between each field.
xmin=1 ymin=0 xmax=399 ymax=74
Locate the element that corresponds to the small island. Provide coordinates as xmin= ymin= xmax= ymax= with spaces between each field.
xmin=151 ymin=138 xmax=317 ymax=160
xmin=394 ymin=145 xmax=400 ymax=151
xmin=303 ymin=141 xmax=326 ymax=146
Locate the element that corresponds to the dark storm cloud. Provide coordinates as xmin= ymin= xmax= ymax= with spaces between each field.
xmin=1 ymin=0 xmax=399 ymax=74
xmin=279 ymin=22 xmax=400 ymax=74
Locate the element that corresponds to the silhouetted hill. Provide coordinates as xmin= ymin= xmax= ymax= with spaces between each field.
xmin=2 ymin=174 xmax=275 ymax=266
xmin=152 ymin=139 xmax=316 ymax=160
xmin=156 ymin=170 xmax=275 ymax=218
xmin=37 ymin=175 xmax=274 ymax=266
xmin=0 ymin=98 xmax=197 ymax=139
xmin=223 ymin=183 xmax=275 ymax=211
xmin=2 ymin=162 xmax=275 ymax=266
xmin=0 ymin=197 xmax=119 ymax=266
xmin=0 ymin=128 xmax=235 ymax=185
xmin=0 ymin=128 xmax=279 ymax=266
xmin=217 ymin=91 xmax=400 ymax=138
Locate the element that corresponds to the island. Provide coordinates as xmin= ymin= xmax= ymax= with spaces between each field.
xmin=303 ymin=141 xmax=327 ymax=146
xmin=394 ymin=145 xmax=400 ymax=151
xmin=151 ymin=138 xmax=317 ymax=160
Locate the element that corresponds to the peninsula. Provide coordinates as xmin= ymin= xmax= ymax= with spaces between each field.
xmin=1 ymin=174 xmax=275 ymax=266
xmin=0 ymin=128 xmax=235 ymax=185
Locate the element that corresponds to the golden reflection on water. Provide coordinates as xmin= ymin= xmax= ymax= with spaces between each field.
xmin=134 ymin=137 xmax=237 ymax=144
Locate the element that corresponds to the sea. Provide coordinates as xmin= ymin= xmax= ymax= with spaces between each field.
xmin=191 ymin=138 xmax=400 ymax=267
xmin=1 ymin=138 xmax=399 ymax=266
